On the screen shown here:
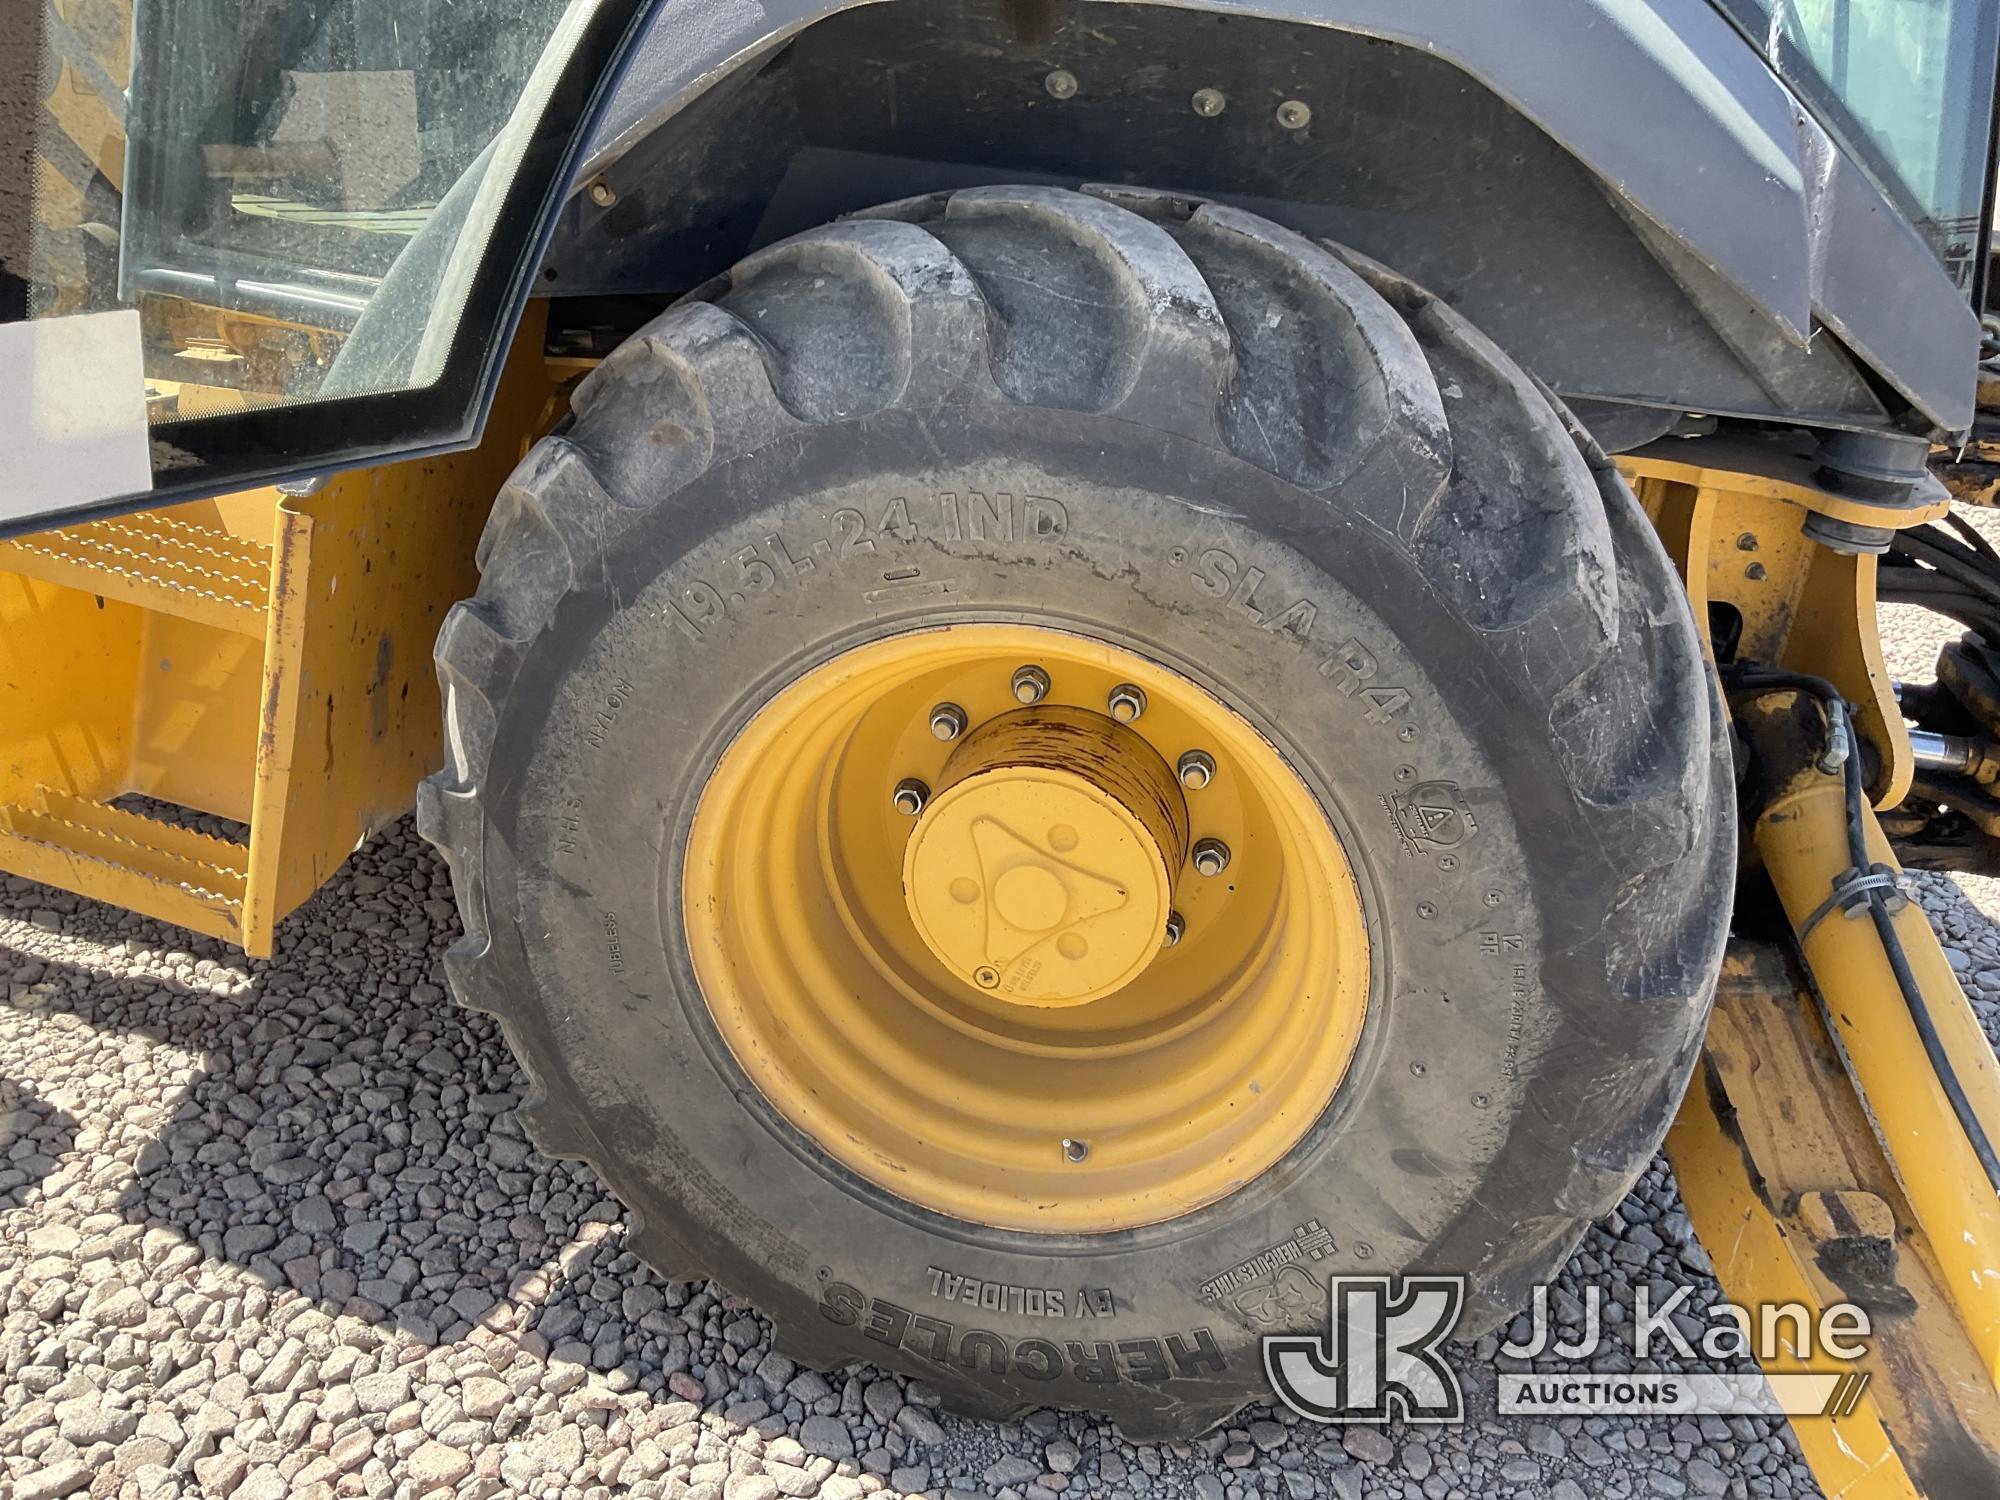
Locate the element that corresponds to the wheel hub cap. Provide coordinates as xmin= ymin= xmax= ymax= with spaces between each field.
xmin=904 ymin=708 xmax=1189 ymax=1006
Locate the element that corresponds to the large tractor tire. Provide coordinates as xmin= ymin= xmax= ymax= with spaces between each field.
xmin=419 ymin=185 xmax=1733 ymax=1435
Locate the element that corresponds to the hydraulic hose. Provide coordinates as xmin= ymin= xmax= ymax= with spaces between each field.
xmin=1729 ymin=667 xmax=2000 ymax=1196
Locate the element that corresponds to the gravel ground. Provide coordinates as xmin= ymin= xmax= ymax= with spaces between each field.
xmin=2 ymin=573 xmax=1997 ymax=1500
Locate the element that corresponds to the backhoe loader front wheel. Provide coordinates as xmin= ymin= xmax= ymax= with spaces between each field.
xmin=419 ymin=186 xmax=1733 ymax=1434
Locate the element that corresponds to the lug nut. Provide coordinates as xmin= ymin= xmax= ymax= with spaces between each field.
xmin=1276 ymin=99 xmax=1312 ymax=130
xmin=928 ymin=702 xmax=967 ymax=741
xmin=893 ymin=778 xmax=930 ymax=816
xmin=1011 ymin=665 xmax=1051 ymax=704
xmin=1061 ymin=1137 xmax=1089 ymax=1162
xmin=1192 ymin=838 xmax=1231 ymax=877
xmin=1107 ymin=683 xmax=1147 ymax=723
xmin=1177 ymin=749 xmax=1216 ymax=790
xmin=1163 ymin=911 xmax=1185 ymax=948
xmin=1191 ymin=87 xmax=1227 ymax=117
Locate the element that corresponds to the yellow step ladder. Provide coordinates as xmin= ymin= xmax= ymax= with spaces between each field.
xmin=0 ymin=311 xmax=558 ymax=954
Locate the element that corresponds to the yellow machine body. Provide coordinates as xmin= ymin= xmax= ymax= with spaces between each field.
xmin=1622 ymin=447 xmax=2000 ymax=1493
xmin=0 ymin=308 xmax=559 ymax=955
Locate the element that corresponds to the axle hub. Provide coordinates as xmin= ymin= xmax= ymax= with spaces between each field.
xmin=903 ymin=707 xmax=1190 ymax=1006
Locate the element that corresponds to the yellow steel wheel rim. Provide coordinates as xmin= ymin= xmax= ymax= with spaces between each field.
xmin=682 ymin=624 xmax=1369 ymax=1232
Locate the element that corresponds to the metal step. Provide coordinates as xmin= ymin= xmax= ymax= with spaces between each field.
xmin=0 ymin=512 xmax=272 ymax=635
xmin=0 ymin=789 xmax=248 ymax=943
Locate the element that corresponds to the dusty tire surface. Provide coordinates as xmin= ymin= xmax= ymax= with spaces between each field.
xmin=418 ymin=185 xmax=1734 ymax=1435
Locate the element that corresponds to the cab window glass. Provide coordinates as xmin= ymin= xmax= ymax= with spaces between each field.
xmin=1714 ymin=0 xmax=2000 ymax=288
xmin=28 ymin=0 xmax=583 ymax=422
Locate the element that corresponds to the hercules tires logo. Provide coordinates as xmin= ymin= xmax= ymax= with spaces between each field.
xmin=819 ymin=1281 xmax=1225 ymax=1383
xmin=1199 ymin=1220 xmax=1337 ymax=1328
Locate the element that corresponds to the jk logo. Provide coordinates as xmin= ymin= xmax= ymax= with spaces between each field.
xmin=1263 ymin=1275 xmax=1467 ymax=1424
